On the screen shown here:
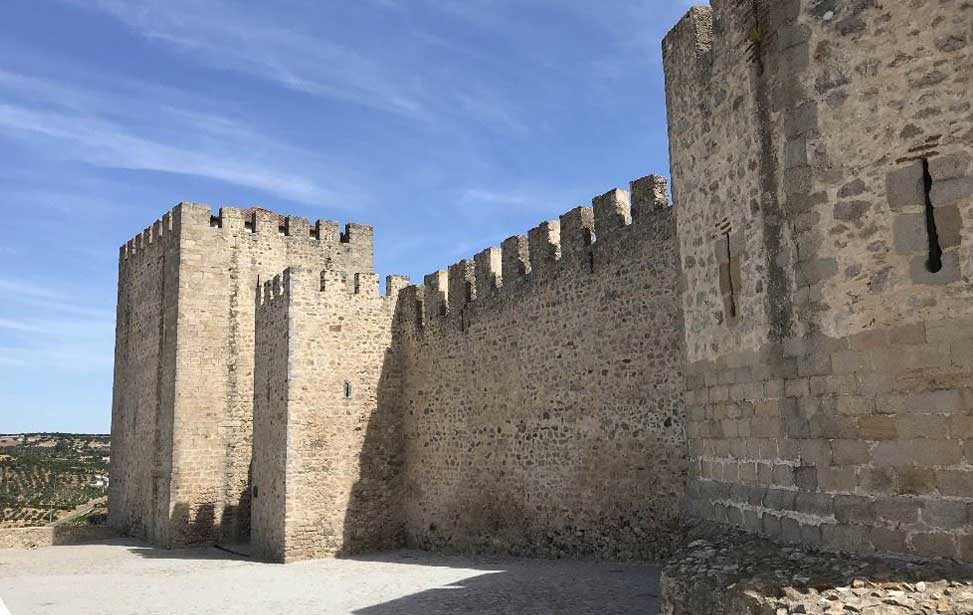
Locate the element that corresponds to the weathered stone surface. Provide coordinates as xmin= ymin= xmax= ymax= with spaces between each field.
xmin=663 ymin=0 xmax=973 ymax=565
xmin=110 ymin=205 xmax=372 ymax=549
xmin=108 ymin=0 xmax=973 ymax=591
xmin=661 ymin=525 xmax=973 ymax=615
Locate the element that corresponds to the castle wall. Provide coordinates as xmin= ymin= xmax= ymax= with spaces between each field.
xmin=665 ymin=0 xmax=973 ymax=560
xmin=395 ymin=177 xmax=687 ymax=560
xmin=111 ymin=203 xmax=374 ymax=548
xmin=250 ymin=274 xmax=289 ymax=562
xmin=109 ymin=211 xmax=179 ymax=545
xmin=251 ymin=268 xmax=405 ymax=563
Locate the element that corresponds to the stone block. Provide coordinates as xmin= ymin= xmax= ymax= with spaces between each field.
xmin=879 ymin=390 xmax=963 ymax=414
xmin=934 ymin=205 xmax=963 ymax=248
xmin=930 ymin=177 xmax=973 ymax=207
xmin=896 ymin=466 xmax=937 ymax=496
xmin=896 ymin=415 xmax=947 ymax=439
xmin=795 ymin=492 xmax=833 ymax=518
xmin=764 ymin=488 xmax=797 ymax=512
xmin=822 ymin=523 xmax=872 ymax=553
xmin=922 ymin=500 xmax=968 ymax=530
xmin=910 ymin=532 xmax=957 ymax=559
xmin=836 ymin=396 xmax=873 ymax=416
xmin=861 ymin=467 xmax=896 ymax=495
xmin=773 ymin=464 xmax=795 ymax=488
xmin=914 ymin=440 xmax=962 ymax=466
xmin=762 ymin=513 xmax=783 ymax=539
xmin=886 ymin=162 xmax=925 ymax=210
xmin=948 ymin=415 xmax=973 ymax=438
xmin=873 ymin=498 xmax=919 ymax=525
xmin=937 ymin=470 xmax=973 ymax=497
xmin=892 ymin=212 xmax=927 ymax=253
xmin=870 ymin=526 xmax=907 ymax=553
xmin=889 ymin=323 xmax=926 ymax=346
xmin=929 ymin=152 xmax=971 ymax=180
xmin=799 ymin=439 xmax=832 ymax=465
xmin=794 ymin=465 xmax=818 ymax=491
xmin=834 ymin=495 xmax=873 ymax=524
xmin=817 ymin=466 xmax=856 ymax=492
xmin=834 ymin=200 xmax=871 ymax=223
xmin=785 ymin=101 xmax=818 ymax=138
xmin=831 ymin=439 xmax=870 ymax=465
xmin=785 ymin=137 xmax=808 ymax=169
xmin=592 ymin=189 xmax=631 ymax=232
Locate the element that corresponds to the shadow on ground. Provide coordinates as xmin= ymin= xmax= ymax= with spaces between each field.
xmin=345 ymin=551 xmax=660 ymax=615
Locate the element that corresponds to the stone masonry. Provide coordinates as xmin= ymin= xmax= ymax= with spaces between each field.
xmin=110 ymin=205 xmax=373 ymax=548
xmin=395 ymin=179 xmax=686 ymax=561
xmin=664 ymin=0 xmax=973 ymax=560
xmin=251 ymin=268 xmax=406 ymax=562
xmin=111 ymin=0 xmax=972 ymax=581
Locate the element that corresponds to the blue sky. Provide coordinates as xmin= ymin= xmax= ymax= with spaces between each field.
xmin=0 ymin=0 xmax=699 ymax=433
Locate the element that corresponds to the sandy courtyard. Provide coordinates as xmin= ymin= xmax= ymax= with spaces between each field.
xmin=0 ymin=539 xmax=659 ymax=614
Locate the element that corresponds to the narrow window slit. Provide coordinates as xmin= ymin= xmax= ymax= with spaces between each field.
xmin=343 ymin=382 xmax=353 ymax=400
xmin=724 ymin=232 xmax=737 ymax=320
xmin=921 ymin=158 xmax=943 ymax=273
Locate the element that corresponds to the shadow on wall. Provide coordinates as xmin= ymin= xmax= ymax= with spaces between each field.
xmin=348 ymin=552 xmax=660 ymax=615
xmin=170 ymin=503 xmax=215 ymax=547
xmin=339 ymin=308 xmax=408 ymax=556
xmin=218 ymin=476 xmax=253 ymax=545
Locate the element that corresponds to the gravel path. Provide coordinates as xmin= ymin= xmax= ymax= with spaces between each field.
xmin=0 ymin=539 xmax=659 ymax=614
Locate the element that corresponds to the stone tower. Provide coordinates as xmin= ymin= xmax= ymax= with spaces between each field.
xmin=665 ymin=0 xmax=973 ymax=559
xmin=109 ymin=203 xmax=374 ymax=547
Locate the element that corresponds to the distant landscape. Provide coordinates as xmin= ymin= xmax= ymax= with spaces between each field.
xmin=0 ymin=434 xmax=109 ymax=528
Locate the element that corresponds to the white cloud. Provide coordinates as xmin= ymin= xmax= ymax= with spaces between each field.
xmin=0 ymin=318 xmax=41 ymax=333
xmin=71 ymin=0 xmax=527 ymax=133
xmin=76 ymin=0 xmax=427 ymax=118
xmin=0 ymin=104 xmax=335 ymax=206
xmin=461 ymin=188 xmax=530 ymax=206
xmin=0 ymin=278 xmax=62 ymax=301
xmin=0 ymin=68 xmax=368 ymax=207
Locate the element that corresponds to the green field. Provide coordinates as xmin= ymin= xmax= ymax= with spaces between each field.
xmin=0 ymin=434 xmax=109 ymax=528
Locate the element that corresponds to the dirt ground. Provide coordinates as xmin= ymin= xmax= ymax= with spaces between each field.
xmin=0 ymin=539 xmax=659 ymax=614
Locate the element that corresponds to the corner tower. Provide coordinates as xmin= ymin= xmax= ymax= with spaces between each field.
xmin=665 ymin=0 xmax=973 ymax=559
xmin=109 ymin=203 xmax=374 ymax=548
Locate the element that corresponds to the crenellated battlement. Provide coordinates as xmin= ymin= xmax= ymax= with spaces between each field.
xmin=119 ymin=210 xmax=176 ymax=262
xmin=256 ymin=266 xmax=408 ymax=311
xmin=661 ymin=6 xmax=713 ymax=74
xmin=662 ymin=1 xmax=810 ymax=102
xmin=408 ymin=174 xmax=672 ymax=327
xmin=120 ymin=202 xmax=375 ymax=265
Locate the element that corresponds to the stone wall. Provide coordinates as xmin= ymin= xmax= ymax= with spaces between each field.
xmin=0 ymin=526 xmax=118 ymax=550
xmin=665 ymin=0 xmax=973 ymax=560
xmin=394 ymin=176 xmax=687 ymax=560
xmin=251 ymin=268 xmax=406 ymax=563
xmin=111 ymin=203 xmax=374 ymax=548
xmin=250 ymin=274 xmax=289 ymax=562
xmin=109 ymin=208 xmax=180 ymax=546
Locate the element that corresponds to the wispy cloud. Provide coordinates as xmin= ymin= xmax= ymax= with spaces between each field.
xmin=71 ymin=0 xmax=527 ymax=133
xmin=0 ymin=315 xmax=114 ymax=371
xmin=0 ymin=278 xmax=114 ymax=320
xmin=0 ymin=68 xmax=357 ymax=207
xmin=0 ymin=318 xmax=41 ymax=333
xmin=0 ymin=104 xmax=335 ymax=205
xmin=0 ymin=278 xmax=61 ymax=301
xmin=75 ymin=0 xmax=429 ymax=118
xmin=461 ymin=188 xmax=530 ymax=206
